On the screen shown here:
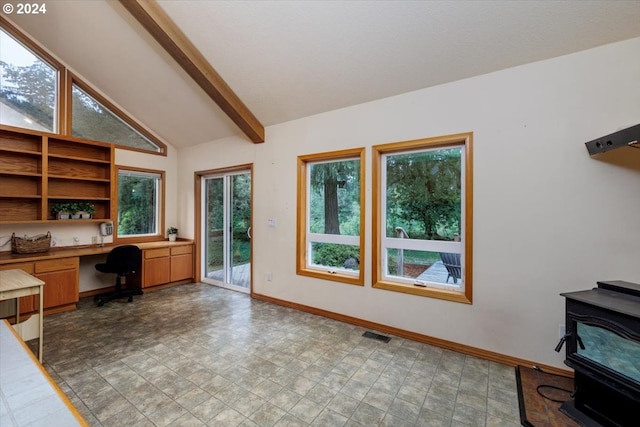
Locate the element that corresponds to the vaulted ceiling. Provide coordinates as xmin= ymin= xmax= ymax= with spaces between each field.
xmin=7 ymin=0 xmax=640 ymax=148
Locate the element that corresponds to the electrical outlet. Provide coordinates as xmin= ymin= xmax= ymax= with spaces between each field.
xmin=559 ymin=324 xmax=566 ymax=339
xmin=91 ymin=236 xmax=98 ymax=245
xmin=266 ymin=272 xmax=272 ymax=281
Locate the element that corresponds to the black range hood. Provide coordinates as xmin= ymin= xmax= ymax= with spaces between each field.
xmin=585 ymin=123 xmax=640 ymax=156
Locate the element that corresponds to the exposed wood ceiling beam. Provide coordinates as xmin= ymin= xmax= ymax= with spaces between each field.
xmin=119 ymin=0 xmax=265 ymax=143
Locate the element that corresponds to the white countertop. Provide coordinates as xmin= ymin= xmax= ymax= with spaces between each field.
xmin=0 ymin=320 xmax=87 ymax=426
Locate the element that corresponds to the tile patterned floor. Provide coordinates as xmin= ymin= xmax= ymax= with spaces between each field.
xmin=34 ymin=283 xmax=521 ymax=426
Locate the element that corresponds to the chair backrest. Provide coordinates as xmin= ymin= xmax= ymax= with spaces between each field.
xmin=439 ymin=252 xmax=462 ymax=279
xmin=105 ymin=245 xmax=142 ymax=275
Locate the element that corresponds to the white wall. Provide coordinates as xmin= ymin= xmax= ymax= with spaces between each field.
xmin=179 ymin=38 xmax=640 ymax=369
xmin=116 ymin=144 xmax=180 ymax=237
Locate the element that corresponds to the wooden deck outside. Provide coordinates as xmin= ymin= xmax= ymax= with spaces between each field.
xmin=206 ymin=262 xmax=250 ymax=289
xmin=416 ymin=260 xmax=464 ymax=285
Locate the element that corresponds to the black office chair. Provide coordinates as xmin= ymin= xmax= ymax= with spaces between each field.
xmin=94 ymin=245 xmax=142 ymax=307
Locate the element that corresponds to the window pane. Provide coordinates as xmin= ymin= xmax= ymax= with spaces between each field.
xmin=205 ymin=177 xmax=224 ymax=272
xmin=0 ymin=28 xmax=56 ymax=132
xmin=386 ymin=249 xmax=462 ymax=286
xmin=311 ymin=242 xmax=360 ymax=271
xmin=309 ymin=159 xmax=360 ymax=236
xmin=72 ymin=84 xmax=161 ymax=152
xmin=385 ymin=148 xmax=461 ymax=240
xmin=118 ymin=172 xmax=159 ymax=236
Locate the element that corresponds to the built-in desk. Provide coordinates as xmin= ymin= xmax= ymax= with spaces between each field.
xmin=0 ymin=240 xmax=194 ymax=315
xmin=0 ymin=240 xmax=194 ymax=265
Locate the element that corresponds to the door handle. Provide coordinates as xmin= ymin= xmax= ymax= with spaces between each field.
xmin=247 ymin=227 xmax=251 ymax=239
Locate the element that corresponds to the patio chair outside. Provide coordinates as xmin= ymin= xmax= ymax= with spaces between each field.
xmin=439 ymin=252 xmax=462 ymax=284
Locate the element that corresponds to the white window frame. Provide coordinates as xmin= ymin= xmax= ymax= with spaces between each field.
xmin=306 ymin=158 xmax=360 ymax=275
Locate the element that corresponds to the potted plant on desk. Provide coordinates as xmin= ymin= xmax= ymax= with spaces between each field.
xmin=167 ymin=227 xmax=178 ymax=242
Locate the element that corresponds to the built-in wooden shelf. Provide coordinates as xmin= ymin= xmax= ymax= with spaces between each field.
xmin=0 ymin=125 xmax=114 ymax=223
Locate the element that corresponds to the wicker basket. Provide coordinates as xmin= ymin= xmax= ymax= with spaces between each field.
xmin=11 ymin=231 xmax=52 ymax=254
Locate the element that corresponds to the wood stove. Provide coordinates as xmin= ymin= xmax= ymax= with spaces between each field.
xmin=558 ymin=281 xmax=640 ymax=426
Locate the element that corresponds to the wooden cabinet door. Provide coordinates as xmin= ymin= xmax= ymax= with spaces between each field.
xmin=143 ymin=257 xmax=170 ymax=288
xmin=19 ymin=293 xmax=37 ymax=313
xmin=170 ymin=253 xmax=193 ymax=282
xmin=36 ymin=269 xmax=79 ymax=309
xmin=35 ymin=258 xmax=79 ymax=310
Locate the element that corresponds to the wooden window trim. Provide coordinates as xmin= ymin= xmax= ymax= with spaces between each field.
xmin=68 ymin=74 xmax=167 ymax=155
xmin=297 ymin=147 xmax=366 ymax=286
xmin=372 ymin=132 xmax=473 ymax=304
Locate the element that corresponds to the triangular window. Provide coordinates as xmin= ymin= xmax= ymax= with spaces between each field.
xmin=0 ymin=26 xmax=58 ymax=132
xmin=71 ymin=80 xmax=162 ymax=153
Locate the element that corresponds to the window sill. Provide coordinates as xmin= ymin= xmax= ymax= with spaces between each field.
xmin=373 ymin=280 xmax=472 ymax=304
xmin=114 ymin=235 xmax=163 ymax=244
xmin=297 ymin=268 xmax=363 ymax=286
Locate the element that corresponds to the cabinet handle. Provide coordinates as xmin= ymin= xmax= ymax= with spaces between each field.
xmin=247 ymin=227 xmax=252 ymax=239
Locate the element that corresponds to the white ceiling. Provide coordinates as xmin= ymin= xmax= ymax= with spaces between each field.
xmin=8 ymin=0 xmax=640 ymax=148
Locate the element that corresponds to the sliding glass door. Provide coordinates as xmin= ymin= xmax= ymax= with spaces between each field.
xmin=201 ymin=170 xmax=251 ymax=292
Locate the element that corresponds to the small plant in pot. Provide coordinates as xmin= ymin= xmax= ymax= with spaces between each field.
xmin=167 ymin=227 xmax=178 ymax=242
xmin=77 ymin=202 xmax=96 ymax=219
xmin=52 ymin=202 xmax=72 ymax=220
xmin=68 ymin=202 xmax=82 ymax=219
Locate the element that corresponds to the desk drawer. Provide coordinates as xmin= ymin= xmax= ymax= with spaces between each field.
xmin=145 ymin=248 xmax=170 ymax=259
xmin=0 ymin=262 xmax=34 ymax=274
xmin=35 ymin=258 xmax=78 ymax=273
xmin=171 ymin=245 xmax=193 ymax=256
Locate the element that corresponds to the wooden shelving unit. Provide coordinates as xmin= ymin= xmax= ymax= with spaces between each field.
xmin=0 ymin=126 xmax=114 ymax=224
